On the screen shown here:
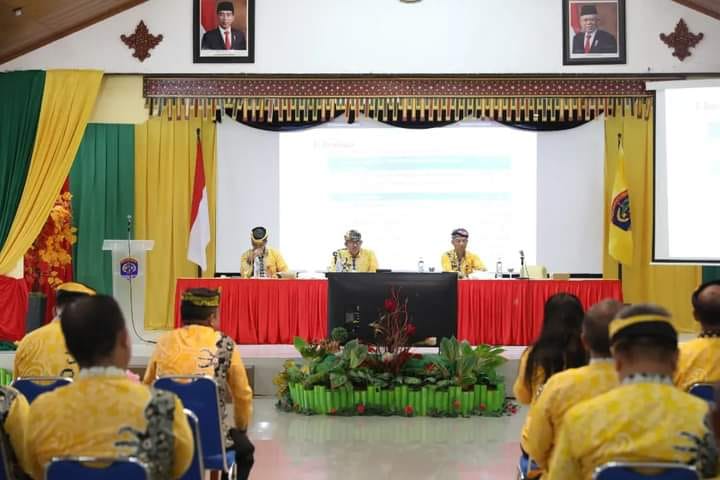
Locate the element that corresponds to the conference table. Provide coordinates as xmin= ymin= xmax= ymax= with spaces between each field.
xmin=174 ymin=278 xmax=622 ymax=346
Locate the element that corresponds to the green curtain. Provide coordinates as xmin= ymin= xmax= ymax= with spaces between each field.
xmin=703 ymin=267 xmax=720 ymax=283
xmin=70 ymin=124 xmax=135 ymax=295
xmin=0 ymin=71 xmax=46 ymax=248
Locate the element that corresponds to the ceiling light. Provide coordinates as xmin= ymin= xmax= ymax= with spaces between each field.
xmin=13 ymin=7 xmax=23 ymax=17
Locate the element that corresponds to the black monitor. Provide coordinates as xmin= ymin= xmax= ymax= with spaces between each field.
xmin=327 ymin=272 xmax=457 ymax=346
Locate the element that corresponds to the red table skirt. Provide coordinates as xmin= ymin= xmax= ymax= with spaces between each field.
xmin=0 ymin=276 xmax=29 ymax=341
xmin=174 ymin=278 xmax=622 ymax=346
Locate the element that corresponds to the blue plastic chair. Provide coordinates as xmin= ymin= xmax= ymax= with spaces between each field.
xmin=12 ymin=376 xmax=72 ymax=404
xmin=517 ymin=452 xmax=540 ymax=480
xmin=688 ymin=383 xmax=715 ymax=402
xmin=45 ymin=456 xmax=149 ymax=479
xmin=593 ymin=462 xmax=699 ymax=480
xmin=180 ymin=408 xmax=205 ymax=480
xmin=153 ymin=375 xmax=236 ymax=476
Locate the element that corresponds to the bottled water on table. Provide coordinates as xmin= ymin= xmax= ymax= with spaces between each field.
xmin=495 ymin=259 xmax=503 ymax=278
xmin=417 ymin=257 xmax=425 ymax=272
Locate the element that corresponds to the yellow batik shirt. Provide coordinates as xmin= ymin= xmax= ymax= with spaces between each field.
xmin=546 ymin=379 xmax=719 ymax=480
xmin=328 ymin=248 xmax=378 ymax=273
xmin=144 ymin=325 xmax=253 ymax=430
xmin=240 ymin=246 xmax=289 ymax=278
xmin=0 ymin=386 xmax=30 ymax=476
xmin=524 ymin=360 xmax=618 ymax=470
xmin=441 ymin=250 xmax=485 ymax=276
xmin=25 ymin=372 xmax=193 ymax=480
xmin=13 ymin=319 xmax=77 ymax=379
xmin=675 ymin=337 xmax=720 ymax=392
xmin=514 ymin=347 xmax=549 ymax=454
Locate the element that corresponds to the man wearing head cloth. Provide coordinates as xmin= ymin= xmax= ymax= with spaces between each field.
xmin=14 ymin=281 xmax=96 ymax=379
xmin=440 ymin=228 xmax=486 ymax=278
xmin=547 ymin=304 xmax=719 ymax=480
xmin=571 ymin=4 xmax=617 ymax=54
xmin=329 ymin=230 xmax=378 ymax=272
xmin=240 ymin=226 xmax=289 ymax=278
xmin=201 ymin=1 xmax=247 ymax=51
xmin=145 ymin=287 xmax=255 ymax=479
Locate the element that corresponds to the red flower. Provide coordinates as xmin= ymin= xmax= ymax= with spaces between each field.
xmin=405 ymin=323 xmax=416 ymax=336
xmin=452 ymin=399 xmax=461 ymax=410
xmin=329 ymin=408 xmax=337 ymax=415
xmin=479 ymin=403 xmax=486 ymax=411
xmin=404 ymin=405 xmax=414 ymax=416
xmin=356 ymin=404 xmax=366 ymax=414
xmin=384 ymin=298 xmax=397 ymax=312
xmin=424 ymin=363 xmax=436 ymax=373
xmin=367 ymin=345 xmax=377 ymax=353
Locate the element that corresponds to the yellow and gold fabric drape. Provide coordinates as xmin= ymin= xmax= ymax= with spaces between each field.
xmin=0 ymin=70 xmax=103 ymax=274
xmin=603 ymin=115 xmax=700 ymax=332
xmin=135 ymin=117 xmax=217 ymax=330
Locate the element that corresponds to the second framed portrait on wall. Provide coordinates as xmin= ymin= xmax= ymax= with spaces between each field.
xmin=562 ymin=0 xmax=626 ymax=65
xmin=193 ymin=0 xmax=255 ymax=63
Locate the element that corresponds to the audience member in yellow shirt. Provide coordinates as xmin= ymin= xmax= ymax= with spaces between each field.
xmin=514 ymin=293 xmax=587 ymax=476
xmin=13 ymin=282 xmax=95 ymax=379
xmin=547 ymin=304 xmax=719 ymax=480
xmin=675 ymin=279 xmax=720 ymax=391
xmin=440 ymin=228 xmax=485 ymax=277
xmin=0 ymin=385 xmax=30 ymax=477
xmin=144 ymin=287 xmax=254 ymax=479
xmin=240 ymin=226 xmax=289 ymax=278
xmin=25 ymin=295 xmax=193 ymax=480
xmin=525 ymin=299 xmax=622 ymax=473
xmin=328 ymin=230 xmax=378 ymax=272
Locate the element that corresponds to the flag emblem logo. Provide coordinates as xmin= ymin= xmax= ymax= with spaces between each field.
xmin=120 ymin=257 xmax=139 ymax=279
xmin=611 ymin=190 xmax=631 ymax=231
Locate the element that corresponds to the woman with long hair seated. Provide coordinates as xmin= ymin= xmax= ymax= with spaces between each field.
xmin=515 ymin=292 xmax=588 ymax=477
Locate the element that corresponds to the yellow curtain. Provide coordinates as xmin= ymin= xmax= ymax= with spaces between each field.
xmin=603 ymin=115 xmax=700 ymax=332
xmin=0 ymin=70 xmax=103 ymax=275
xmin=135 ymin=117 xmax=217 ymax=330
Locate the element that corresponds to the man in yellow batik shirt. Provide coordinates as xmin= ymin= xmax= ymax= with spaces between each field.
xmin=328 ymin=230 xmax=378 ymax=272
xmin=144 ymin=287 xmax=254 ymax=479
xmin=13 ymin=281 xmax=95 ymax=379
xmin=524 ymin=300 xmax=622 ymax=475
xmin=240 ymin=226 xmax=289 ymax=278
xmin=440 ymin=228 xmax=485 ymax=277
xmin=547 ymin=304 xmax=719 ymax=480
xmin=26 ymin=295 xmax=193 ymax=480
xmin=675 ymin=280 xmax=720 ymax=391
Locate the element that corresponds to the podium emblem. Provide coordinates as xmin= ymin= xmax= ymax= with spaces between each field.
xmin=120 ymin=257 xmax=139 ymax=279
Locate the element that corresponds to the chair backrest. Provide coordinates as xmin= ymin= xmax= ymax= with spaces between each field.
xmin=527 ymin=265 xmax=548 ymax=280
xmin=12 ymin=377 xmax=72 ymax=404
xmin=45 ymin=456 xmax=149 ymax=479
xmin=593 ymin=462 xmax=699 ymax=480
xmin=688 ymin=383 xmax=715 ymax=402
xmin=153 ymin=376 xmax=229 ymax=471
xmin=180 ymin=409 xmax=204 ymax=480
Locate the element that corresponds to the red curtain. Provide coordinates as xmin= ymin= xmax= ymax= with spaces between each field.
xmin=174 ymin=278 xmax=622 ymax=346
xmin=0 ymin=276 xmax=28 ymax=341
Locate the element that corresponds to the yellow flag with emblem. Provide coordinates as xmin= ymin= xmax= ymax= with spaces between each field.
xmin=609 ymin=144 xmax=633 ymax=265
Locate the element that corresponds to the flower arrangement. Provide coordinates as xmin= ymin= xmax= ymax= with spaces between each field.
xmin=24 ymin=192 xmax=77 ymax=291
xmin=274 ymin=288 xmax=513 ymax=418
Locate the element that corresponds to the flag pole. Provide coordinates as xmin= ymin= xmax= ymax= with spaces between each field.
xmin=617 ymin=133 xmax=623 ymax=282
xmin=196 ymin=128 xmax=202 ymax=279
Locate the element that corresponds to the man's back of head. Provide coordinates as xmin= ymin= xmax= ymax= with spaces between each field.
xmin=180 ymin=288 xmax=220 ymax=326
xmin=60 ymin=295 xmax=128 ymax=370
xmin=692 ymin=280 xmax=720 ymax=330
xmin=610 ymin=304 xmax=678 ymax=379
xmin=583 ymin=299 xmax=623 ymax=358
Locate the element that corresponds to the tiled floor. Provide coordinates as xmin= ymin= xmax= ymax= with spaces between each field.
xmin=248 ymin=397 xmax=527 ymax=480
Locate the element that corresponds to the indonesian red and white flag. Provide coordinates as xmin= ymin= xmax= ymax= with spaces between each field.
xmin=188 ymin=134 xmax=211 ymax=271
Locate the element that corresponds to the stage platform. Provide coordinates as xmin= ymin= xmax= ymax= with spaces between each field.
xmin=0 ymin=343 xmax=527 ymax=397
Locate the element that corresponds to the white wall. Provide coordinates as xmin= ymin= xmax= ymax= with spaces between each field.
xmin=2 ymin=0 xmax=719 ymax=73
xmin=215 ymin=117 xmax=605 ymax=274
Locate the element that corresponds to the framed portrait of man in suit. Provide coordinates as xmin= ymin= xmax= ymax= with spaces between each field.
xmin=563 ymin=0 xmax=626 ymax=65
xmin=193 ymin=0 xmax=255 ymax=63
